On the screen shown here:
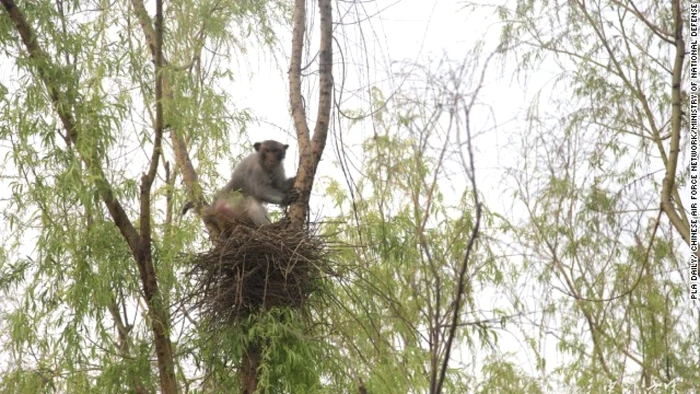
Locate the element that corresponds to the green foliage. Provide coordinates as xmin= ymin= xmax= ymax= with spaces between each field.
xmin=315 ymin=83 xmax=510 ymax=392
xmin=190 ymin=308 xmax=323 ymax=394
xmin=5 ymin=0 xmax=691 ymax=391
xmin=0 ymin=0 xmax=293 ymax=392
xmin=496 ymin=0 xmax=698 ymax=389
xmin=476 ymin=358 xmax=542 ymax=394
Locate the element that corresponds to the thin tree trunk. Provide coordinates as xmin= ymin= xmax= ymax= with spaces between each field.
xmin=241 ymin=343 xmax=262 ymax=394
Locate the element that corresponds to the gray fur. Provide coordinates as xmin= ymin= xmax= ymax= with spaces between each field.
xmin=214 ymin=140 xmax=296 ymax=226
xmin=181 ymin=140 xmax=297 ymax=227
xmin=217 ymin=143 xmax=290 ymax=205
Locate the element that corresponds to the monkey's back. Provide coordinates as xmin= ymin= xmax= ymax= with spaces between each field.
xmin=227 ymin=153 xmax=259 ymax=193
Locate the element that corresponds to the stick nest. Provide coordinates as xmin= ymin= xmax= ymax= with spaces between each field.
xmin=188 ymin=222 xmax=327 ymax=324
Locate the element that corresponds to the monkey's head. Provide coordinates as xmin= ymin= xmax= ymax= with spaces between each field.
xmin=254 ymin=140 xmax=289 ymax=171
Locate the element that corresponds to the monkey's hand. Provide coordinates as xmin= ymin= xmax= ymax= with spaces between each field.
xmin=284 ymin=176 xmax=296 ymax=191
xmin=282 ymin=188 xmax=300 ymax=205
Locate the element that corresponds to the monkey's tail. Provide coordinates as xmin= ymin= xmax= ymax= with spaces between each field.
xmin=181 ymin=201 xmax=195 ymax=215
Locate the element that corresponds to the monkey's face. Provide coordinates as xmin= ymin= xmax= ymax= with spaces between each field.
xmin=254 ymin=140 xmax=289 ymax=170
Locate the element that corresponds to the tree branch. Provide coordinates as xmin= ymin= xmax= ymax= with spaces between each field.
xmin=288 ymin=0 xmax=333 ymax=229
xmin=661 ymin=0 xmax=689 ymax=244
xmin=434 ymin=107 xmax=482 ymax=394
xmin=130 ymin=0 xmax=217 ymax=237
xmin=289 ymin=0 xmax=310 ymax=150
xmin=139 ymin=0 xmax=164 ymax=242
xmin=134 ymin=1 xmax=178 ymax=392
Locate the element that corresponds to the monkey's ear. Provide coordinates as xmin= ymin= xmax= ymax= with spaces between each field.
xmin=254 ymin=142 xmax=262 ymax=151
xmin=283 ymin=144 xmax=289 ymax=150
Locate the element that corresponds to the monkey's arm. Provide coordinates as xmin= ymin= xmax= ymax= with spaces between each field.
xmin=248 ymin=179 xmax=287 ymax=205
xmin=250 ymin=165 xmax=298 ymax=205
xmin=274 ymin=176 xmax=299 ymax=206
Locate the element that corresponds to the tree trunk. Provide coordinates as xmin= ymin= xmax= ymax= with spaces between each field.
xmin=241 ymin=343 xmax=262 ymax=394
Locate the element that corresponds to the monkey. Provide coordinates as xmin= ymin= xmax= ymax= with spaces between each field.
xmin=183 ymin=140 xmax=298 ymax=230
xmin=211 ymin=139 xmax=298 ymax=228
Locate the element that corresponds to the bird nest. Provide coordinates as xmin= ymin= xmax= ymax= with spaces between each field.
xmin=188 ymin=221 xmax=327 ymax=324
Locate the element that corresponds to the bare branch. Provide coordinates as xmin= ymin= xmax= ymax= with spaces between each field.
xmin=289 ymin=0 xmax=310 ymax=151
xmin=433 ymin=106 xmax=482 ymax=394
xmin=288 ymin=0 xmax=334 ymax=229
